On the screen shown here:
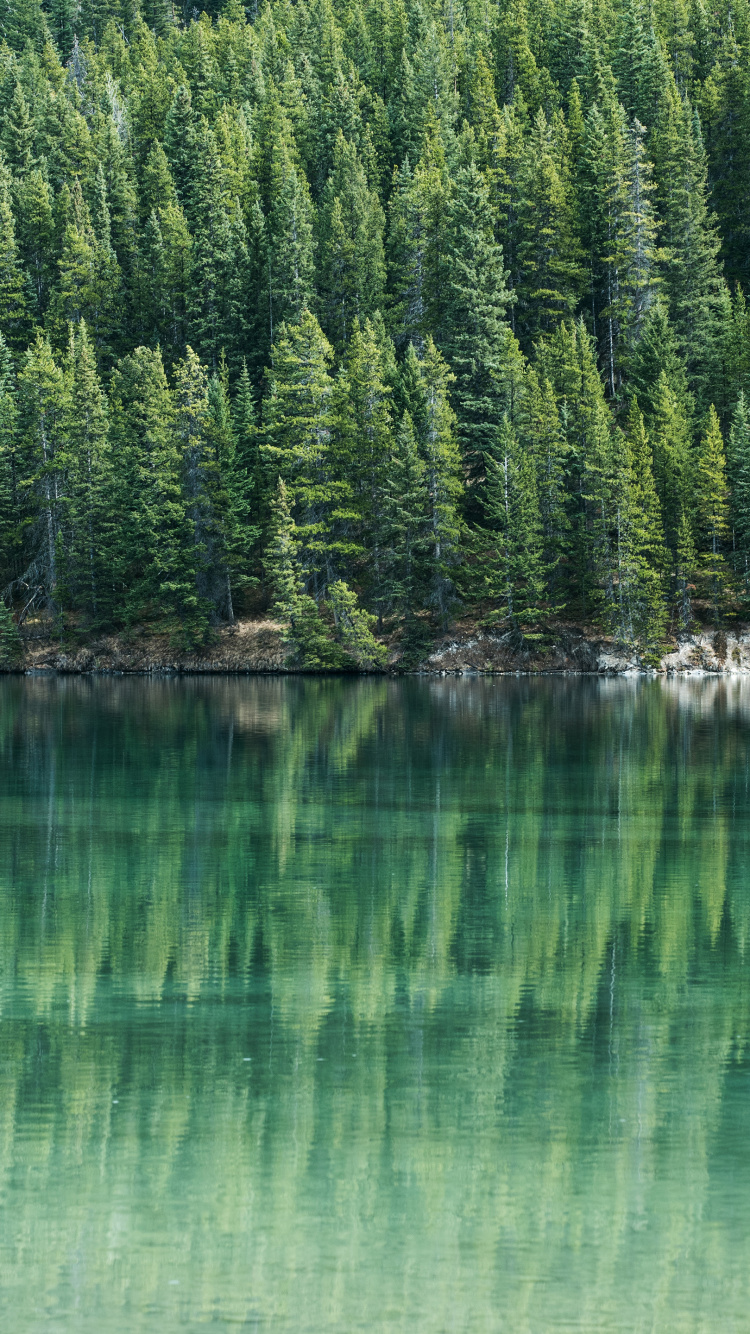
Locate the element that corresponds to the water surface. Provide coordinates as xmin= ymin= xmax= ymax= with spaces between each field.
xmin=1 ymin=675 xmax=749 ymax=1331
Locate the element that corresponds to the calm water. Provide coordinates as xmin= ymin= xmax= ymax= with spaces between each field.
xmin=1 ymin=676 xmax=750 ymax=1332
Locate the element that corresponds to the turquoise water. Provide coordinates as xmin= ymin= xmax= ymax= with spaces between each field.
xmin=1 ymin=675 xmax=750 ymax=1331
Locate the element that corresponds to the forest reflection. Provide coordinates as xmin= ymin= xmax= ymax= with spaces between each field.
xmin=1 ymin=675 xmax=749 ymax=1332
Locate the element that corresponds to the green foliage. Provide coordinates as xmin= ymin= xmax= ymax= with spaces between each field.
xmin=328 ymin=579 xmax=387 ymax=668
xmin=693 ymin=404 xmax=731 ymax=623
xmin=0 ymin=0 xmax=747 ymax=651
xmin=0 ymin=599 xmax=21 ymax=665
xmin=475 ymin=414 xmax=549 ymax=645
xmin=729 ymin=392 xmax=750 ymax=601
xmin=264 ymin=475 xmax=344 ymax=668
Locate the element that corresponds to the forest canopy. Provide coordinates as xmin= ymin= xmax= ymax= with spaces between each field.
xmin=1 ymin=0 xmax=750 ymax=661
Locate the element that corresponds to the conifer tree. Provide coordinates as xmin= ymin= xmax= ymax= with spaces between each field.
xmin=208 ymin=360 xmax=257 ymax=606
xmin=729 ymin=391 xmax=750 ymax=601
xmin=439 ymin=160 xmax=518 ymax=488
xmin=0 ymin=599 xmax=22 ymax=666
xmin=14 ymin=170 xmax=55 ymax=324
xmin=675 ymin=504 xmax=696 ymax=629
xmin=263 ymin=310 xmax=355 ymax=595
xmin=186 ymin=126 xmax=235 ymax=371
xmin=522 ymin=367 xmax=569 ymax=601
xmin=655 ymin=89 xmax=726 ymax=402
xmin=265 ymin=477 xmax=301 ymax=623
xmin=581 ymin=103 xmax=660 ymax=396
xmin=264 ymin=138 xmax=315 ymax=353
xmin=108 ymin=347 xmax=188 ymax=629
xmin=17 ymin=333 xmax=68 ymax=618
xmin=701 ymin=32 xmax=750 ymax=288
xmin=0 ymin=334 xmax=20 ymax=588
xmin=63 ymin=322 xmax=112 ymax=624
xmin=264 ymin=475 xmax=345 ymax=668
xmin=164 ymin=85 xmax=198 ymax=213
xmin=317 ymin=131 xmax=386 ymax=348
xmin=516 ymin=108 xmax=583 ymax=345
xmin=51 ymin=180 xmax=121 ymax=363
xmin=232 ymin=359 xmax=266 ymax=557
xmin=415 ymin=338 xmax=463 ymax=624
xmin=328 ymin=579 xmax=386 ymax=667
xmin=693 ymin=404 xmax=731 ymax=622
xmin=174 ymin=346 xmax=233 ymax=628
xmin=617 ymin=400 xmax=668 ymax=649
xmin=386 ymin=156 xmax=427 ymax=352
xmin=476 ymin=414 xmax=548 ymax=645
xmin=336 ymin=315 xmax=395 ymax=613
xmin=1 ymin=82 xmax=35 ymax=176
xmin=649 ymin=369 xmax=693 ymax=556
xmin=381 ymin=408 xmax=429 ymax=626
xmin=626 ymin=299 xmax=691 ymax=427
xmin=0 ymin=165 xmax=27 ymax=350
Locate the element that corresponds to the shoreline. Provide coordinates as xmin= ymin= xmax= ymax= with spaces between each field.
xmin=5 ymin=620 xmax=750 ymax=678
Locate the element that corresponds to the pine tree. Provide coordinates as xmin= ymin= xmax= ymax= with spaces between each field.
xmin=232 ymin=359 xmax=266 ymax=556
xmin=439 ymin=160 xmax=519 ymax=489
xmin=17 ymin=334 xmax=68 ymax=618
xmin=522 ymin=367 xmax=569 ymax=602
xmin=264 ymin=476 xmax=344 ymax=668
xmin=516 ymin=108 xmax=583 ymax=345
xmin=163 ymin=85 xmax=198 ymax=214
xmin=700 ymin=32 xmax=750 ymax=289
xmin=626 ymin=298 xmax=691 ymax=427
xmin=0 ymin=334 xmax=20 ymax=588
xmin=14 ymin=170 xmax=55 ymax=323
xmin=380 ymin=408 xmax=429 ymax=627
xmin=263 ymin=136 xmax=315 ymax=353
xmin=63 ymin=322 xmax=112 ymax=624
xmin=265 ymin=476 xmax=302 ymax=621
xmin=208 ymin=359 xmax=258 ymax=608
xmin=1 ymin=81 xmax=35 ymax=175
xmin=693 ymin=404 xmax=731 ymax=623
xmin=535 ymin=320 xmax=618 ymax=620
xmin=616 ymin=400 xmax=668 ymax=650
xmin=336 ymin=314 xmax=395 ymax=614
xmin=108 ymin=346 xmax=188 ymax=629
xmin=615 ymin=0 xmax=669 ymax=129
xmin=729 ymin=391 xmax=750 ymax=601
xmin=580 ymin=103 xmax=660 ymax=397
xmin=186 ymin=125 xmax=233 ymax=371
xmin=51 ymin=180 xmax=121 ymax=363
xmin=317 ymin=131 xmax=386 ymax=348
xmin=675 ymin=503 xmax=696 ymax=629
xmin=416 ymin=338 xmax=463 ymax=624
xmin=0 ymin=164 xmax=27 ymax=350
xmin=328 ymin=579 xmax=386 ymax=667
xmin=263 ymin=310 xmax=355 ymax=595
xmin=0 ymin=599 xmax=22 ymax=666
xmin=655 ymin=89 xmax=727 ymax=403
xmin=475 ymin=414 xmax=548 ymax=645
xmin=725 ymin=285 xmax=750 ymax=406
xmin=650 ymin=369 xmax=692 ymax=557
xmin=385 ymin=156 xmax=427 ymax=352
xmin=174 ymin=346 xmax=233 ymax=630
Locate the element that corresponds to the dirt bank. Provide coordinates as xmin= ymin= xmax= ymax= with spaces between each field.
xmin=6 ymin=619 xmax=750 ymax=677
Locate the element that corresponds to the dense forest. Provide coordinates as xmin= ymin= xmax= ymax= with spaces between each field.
xmin=1 ymin=0 xmax=750 ymax=664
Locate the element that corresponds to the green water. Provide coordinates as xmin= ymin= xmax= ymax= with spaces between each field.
xmin=1 ymin=677 xmax=750 ymax=1332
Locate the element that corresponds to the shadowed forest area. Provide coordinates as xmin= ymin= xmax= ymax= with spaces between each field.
xmin=2 ymin=0 xmax=750 ymax=665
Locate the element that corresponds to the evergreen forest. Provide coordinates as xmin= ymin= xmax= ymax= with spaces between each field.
xmin=2 ymin=0 xmax=750 ymax=663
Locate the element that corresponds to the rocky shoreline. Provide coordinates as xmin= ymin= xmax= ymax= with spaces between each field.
xmin=5 ymin=619 xmax=750 ymax=677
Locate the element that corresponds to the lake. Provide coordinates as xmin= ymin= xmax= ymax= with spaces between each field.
xmin=1 ymin=675 xmax=749 ymax=1331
